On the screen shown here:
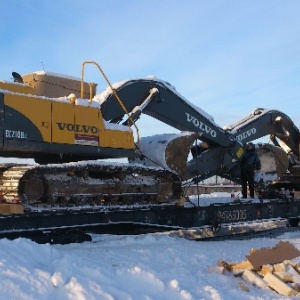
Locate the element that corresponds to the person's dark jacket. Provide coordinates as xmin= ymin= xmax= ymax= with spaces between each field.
xmin=241 ymin=144 xmax=261 ymax=171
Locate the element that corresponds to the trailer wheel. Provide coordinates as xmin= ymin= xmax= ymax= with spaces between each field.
xmin=51 ymin=229 xmax=92 ymax=244
xmin=211 ymin=218 xmax=221 ymax=233
xmin=288 ymin=218 xmax=300 ymax=227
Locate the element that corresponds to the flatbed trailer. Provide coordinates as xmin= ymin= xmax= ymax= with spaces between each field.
xmin=1 ymin=198 xmax=300 ymax=243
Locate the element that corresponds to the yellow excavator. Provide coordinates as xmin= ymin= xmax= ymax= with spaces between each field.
xmin=0 ymin=61 xmax=185 ymax=213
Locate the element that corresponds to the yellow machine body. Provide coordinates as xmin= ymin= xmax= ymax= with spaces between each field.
xmin=0 ymin=74 xmax=135 ymax=163
xmin=0 ymin=81 xmax=34 ymax=95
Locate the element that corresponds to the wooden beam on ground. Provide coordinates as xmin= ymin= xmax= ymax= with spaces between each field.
xmin=264 ymin=273 xmax=298 ymax=296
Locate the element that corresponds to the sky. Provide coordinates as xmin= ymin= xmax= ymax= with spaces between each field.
xmin=1 ymin=0 xmax=300 ymax=141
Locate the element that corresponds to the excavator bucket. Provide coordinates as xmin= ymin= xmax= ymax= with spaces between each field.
xmin=256 ymin=143 xmax=289 ymax=182
xmin=130 ymin=132 xmax=198 ymax=179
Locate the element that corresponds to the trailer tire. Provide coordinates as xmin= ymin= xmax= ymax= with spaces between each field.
xmin=288 ymin=218 xmax=300 ymax=227
xmin=52 ymin=229 xmax=92 ymax=244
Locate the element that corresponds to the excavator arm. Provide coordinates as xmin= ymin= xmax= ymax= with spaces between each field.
xmin=220 ymin=108 xmax=300 ymax=183
xmin=226 ymin=108 xmax=300 ymax=158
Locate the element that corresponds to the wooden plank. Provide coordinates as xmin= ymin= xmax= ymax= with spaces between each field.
xmin=289 ymin=282 xmax=300 ymax=292
xmin=230 ymin=260 xmax=253 ymax=272
xmin=217 ymin=259 xmax=232 ymax=272
xmin=274 ymin=272 xmax=294 ymax=283
xmin=242 ymin=269 xmax=268 ymax=288
xmin=284 ymin=260 xmax=298 ymax=268
xmin=286 ymin=265 xmax=300 ymax=285
xmin=264 ymin=273 xmax=298 ymax=296
xmin=0 ymin=203 xmax=24 ymax=214
xmin=273 ymin=263 xmax=287 ymax=273
xmin=261 ymin=264 xmax=274 ymax=276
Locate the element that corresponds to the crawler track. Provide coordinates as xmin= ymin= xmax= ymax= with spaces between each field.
xmin=0 ymin=162 xmax=182 ymax=209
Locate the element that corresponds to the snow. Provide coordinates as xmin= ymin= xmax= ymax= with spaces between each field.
xmin=0 ymin=80 xmax=27 ymax=87
xmin=103 ymin=121 xmax=132 ymax=132
xmin=187 ymin=192 xmax=261 ymax=207
xmin=40 ymin=160 xmax=167 ymax=172
xmin=73 ymin=98 xmax=101 ymax=109
xmin=0 ymin=228 xmax=298 ymax=299
xmin=23 ymin=70 xmax=81 ymax=81
xmin=0 ymin=193 xmax=299 ymax=300
xmin=0 ymin=87 xmax=101 ymax=108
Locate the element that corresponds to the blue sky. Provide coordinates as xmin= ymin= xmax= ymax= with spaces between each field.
xmin=1 ymin=0 xmax=300 ymax=140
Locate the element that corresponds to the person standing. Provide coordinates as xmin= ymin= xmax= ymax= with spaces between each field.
xmin=240 ymin=142 xmax=261 ymax=198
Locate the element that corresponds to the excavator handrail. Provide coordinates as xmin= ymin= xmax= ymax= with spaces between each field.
xmin=81 ymin=61 xmax=140 ymax=146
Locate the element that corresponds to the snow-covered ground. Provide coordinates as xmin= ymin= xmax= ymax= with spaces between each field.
xmin=1 ymin=230 xmax=298 ymax=300
xmin=0 ymin=193 xmax=299 ymax=300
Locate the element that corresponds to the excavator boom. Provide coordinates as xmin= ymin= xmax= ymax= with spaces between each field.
xmin=97 ymin=78 xmax=234 ymax=147
xmin=96 ymin=78 xmax=244 ymax=181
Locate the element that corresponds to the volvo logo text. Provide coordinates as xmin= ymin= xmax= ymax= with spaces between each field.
xmin=56 ymin=123 xmax=98 ymax=134
xmin=236 ymin=128 xmax=256 ymax=141
xmin=185 ymin=113 xmax=217 ymax=138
